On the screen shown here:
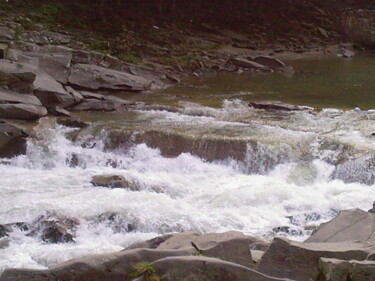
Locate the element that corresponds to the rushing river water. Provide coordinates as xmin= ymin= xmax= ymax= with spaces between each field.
xmin=1 ymin=55 xmax=375 ymax=271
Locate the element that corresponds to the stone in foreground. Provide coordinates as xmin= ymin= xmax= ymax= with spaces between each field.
xmin=257 ymin=237 xmax=374 ymax=281
xmin=152 ymin=256 xmax=291 ymax=281
xmin=319 ymin=258 xmax=375 ymax=281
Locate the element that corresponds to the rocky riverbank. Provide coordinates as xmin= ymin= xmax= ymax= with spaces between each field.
xmin=1 ymin=207 xmax=375 ymax=281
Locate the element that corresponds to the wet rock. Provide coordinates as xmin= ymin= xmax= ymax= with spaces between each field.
xmin=70 ymin=99 xmax=129 ymax=112
xmin=228 ymin=57 xmax=269 ymax=71
xmin=0 ymin=248 xmax=195 ymax=281
xmin=0 ymin=237 xmax=9 ymax=249
xmin=56 ymin=117 xmax=89 ymax=129
xmin=152 ymin=256 xmax=287 ymax=281
xmin=257 ymin=237 xmax=372 ymax=281
xmin=0 ymin=60 xmax=36 ymax=93
xmin=68 ymin=63 xmax=152 ymax=91
xmin=49 ymin=106 xmax=71 ymax=117
xmin=0 ymin=225 xmax=8 ymax=238
xmin=0 ymin=121 xmax=28 ymax=158
xmin=33 ymin=72 xmax=75 ymax=109
xmin=94 ymin=212 xmax=137 ymax=233
xmin=272 ymin=226 xmax=302 ymax=236
xmin=319 ymin=258 xmax=375 ymax=281
xmin=249 ymin=101 xmax=314 ymax=112
xmin=91 ymin=174 xmax=139 ymax=190
xmin=253 ymin=56 xmax=286 ymax=70
xmin=64 ymin=86 xmax=84 ymax=104
xmin=127 ymin=231 xmax=261 ymax=268
xmin=368 ymin=202 xmax=375 ymax=213
xmin=27 ymin=212 xmax=79 ymax=244
xmin=0 ymin=103 xmax=48 ymax=120
xmin=305 ymin=209 xmax=375 ymax=243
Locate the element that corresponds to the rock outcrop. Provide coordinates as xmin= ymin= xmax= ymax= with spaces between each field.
xmin=68 ymin=63 xmax=152 ymax=91
xmin=257 ymin=237 xmax=373 ymax=281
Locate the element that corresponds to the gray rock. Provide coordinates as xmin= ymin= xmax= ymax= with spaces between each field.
xmin=253 ymin=56 xmax=286 ymax=70
xmin=257 ymin=237 xmax=373 ymax=281
xmin=319 ymin=258 xmax=375 ymax=281
xmin=91 ymin=174 xmax=139 ymax=191
xmin=64 ymin=86 xmax=84 ymax=104
xmin=305 ymin=209 xmax=375 ymax=243
xmin=56 ymin=117 xmax=88 ymax=129
xmin=0 ymin=103 xmax=47 ymax=120
xmin=20 ymin=30 xmax=71 ymax=46
xmin=0 ymin=121 xmax=28 ymax=158
xmin=0 ymin=26 xmax=15 ymax=42
xmin=152 ymin=256 xmax=289 ymax=281
xmin=33 ymin=72 xmax=75 ymax=109
xmin=49 ymin=106 xmax=71 ymax=117
xmin=68 ymin=63 xmax=152 ymax=91
xmin=342 ymin=49 xmax=355 ymax=58
xmin=0 ymin=60 xmax=37 ymax=93
xmin=127 ymin=231 xmax=262 ymax=268
xmin=70 ymin=99 xmax=128 ymax=112
xmin=0 ymin=248 xmax=195 ymax=281
xmin=0 ymin=89 xmax=42 ymax=106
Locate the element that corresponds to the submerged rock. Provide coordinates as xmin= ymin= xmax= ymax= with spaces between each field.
xmin=253 ymin=56 xmax=286 ymax=70
xmin=56 ymin=117 xmax=89 ymax=129
xmin=91 ymin=174 xmax=139 ymax=190
xmin=27 ymin=212 xmax=79 ymax=244
xmin=249 ymin=101 xmax=314 ymax=112
xmin=228 ymin=57 xmax=269 ymax=71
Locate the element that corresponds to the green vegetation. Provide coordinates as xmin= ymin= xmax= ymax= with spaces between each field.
xmin=117 ymin=53 xmax=142 ymax=64
xmin=130 ymin=262 xmax=161 ymax=281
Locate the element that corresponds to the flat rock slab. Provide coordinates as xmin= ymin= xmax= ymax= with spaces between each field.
xmin=127 ymin=231 xmax=263 ymax=268
xmin=0 ymin=90 xmax=42 ymax=106
xmin=0 ymin=103 xmax=47 ymax=120
xmin=0 ymin=60 xmax=37 ymax=93
xmin=152 ymin=256 xmax=291 ymax=281
xmin=68 ymin=63 xmax=152 ymax=91
xmin=305 ymin=209 xmax=375 ymax=243
xmin=257 ymin=237 xmax=375 ymax=281
xmin=0 ymin=248 xmax=195 ymax=281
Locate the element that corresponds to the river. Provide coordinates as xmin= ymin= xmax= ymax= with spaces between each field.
xmin=1 ymin=54 xmax=375 ymax=271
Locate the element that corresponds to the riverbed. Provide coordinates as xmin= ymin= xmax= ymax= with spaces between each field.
xmin=1 ymin=54 xmax=375 ymax=271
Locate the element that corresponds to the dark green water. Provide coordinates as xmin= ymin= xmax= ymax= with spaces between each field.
xmin=157 ymin=53 xmax=375 ymax=110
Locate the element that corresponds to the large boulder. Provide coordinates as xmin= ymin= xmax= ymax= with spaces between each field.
xmin=68 ymin=63 xmax=152 ymax=91
xmin=127 ymin=231 xmax=261 ymax=268
xmin=7 ymin=44 xmax=73 ymax=84
xmin=319 ymin=258 xmax=375 ymax=281
xmin=33 ymin=72 xmax=75 ymax=109
xmin=0 ymin=248 xmax=195 ymax=281
xmin=0 ymin=60 xmax=36 ymax=93
xmin=0 ymin=121 xmax=28 ymax=158
xmin=257 ymin=237 xmax=373 ymax=281
xmin=0 ymin=89 xmax=42 ymax=106
xmin=253 ymin=56 xmax=286 ymax=70
xmin=152 ymin=256 xmax=290 ymax=281
xmin=305 ymin=209 xmax=375 ymax=243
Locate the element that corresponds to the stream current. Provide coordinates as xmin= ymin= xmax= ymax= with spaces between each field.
xmin=1 ymin=55 xmax=375 ymax=271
